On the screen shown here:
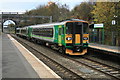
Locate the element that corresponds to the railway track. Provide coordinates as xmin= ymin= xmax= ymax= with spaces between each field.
xmin=12 ymin=34 xmax=120 ymax=80
xmin=11 ymin=35 xmax=84 ymax=80
xmin=71 ymin=57 xmax=120 ymax=80
xmin=83 ymin=57 xmax=120 ymax=78
xmin=57 ymin=51 xmax=120 ymax=80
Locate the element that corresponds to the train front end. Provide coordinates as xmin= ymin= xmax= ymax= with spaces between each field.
xmin=65 ymin=21 xmax=89 ymax=55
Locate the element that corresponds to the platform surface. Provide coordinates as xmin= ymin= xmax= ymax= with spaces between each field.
xmin=2 ymin=33 xmax=40 ymax=78
xmin=89 ymin=43 xmax=120 ymax=54
xmin=0 ymin=34 xmax=2 ymax=80
xmin=2 ymin=33 xmax=61 ymax=80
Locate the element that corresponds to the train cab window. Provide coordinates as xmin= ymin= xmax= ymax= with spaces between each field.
xmin=83 ymin=23 xmax=89 ymax=34
xmin=66 ymin=22 xmax=73 ymax=34
xmin=75 ymin=22 xmax=82 ymax=34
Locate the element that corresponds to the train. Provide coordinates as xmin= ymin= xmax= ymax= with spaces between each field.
xmin=16 ymin=19 xmax=89 ymax=55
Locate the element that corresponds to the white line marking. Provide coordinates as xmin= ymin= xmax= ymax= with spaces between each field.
xmin=89 ymin=45 xmax=120 ymax=53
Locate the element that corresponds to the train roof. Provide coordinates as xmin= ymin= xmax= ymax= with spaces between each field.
xmin=60 ymin=19 xmax=86 ymax=22
xmin=17 ymin=19 xmax=88 ymax=29
xmin=29 ymin=22 xmax=64 ymax=28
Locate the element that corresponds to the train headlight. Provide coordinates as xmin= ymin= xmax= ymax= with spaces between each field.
xmin=66 ymin=37 xmax=72 ymax=40
xmin=83 ymin=37 xmax=88 ymax=40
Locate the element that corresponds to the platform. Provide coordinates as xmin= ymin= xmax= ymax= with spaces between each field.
xmin=89 ymin=43 xmax=120 ymax=54
xmin=2 ymin=33 xmax=61 ymax=79
xmin=0 ymin=34 xmax=2 ymax=80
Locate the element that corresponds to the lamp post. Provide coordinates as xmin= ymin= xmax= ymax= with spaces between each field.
xmin=111 ymin=15 xmax=117 ymax=46
xmin=0 ymin=12 xmax=1 ymax=33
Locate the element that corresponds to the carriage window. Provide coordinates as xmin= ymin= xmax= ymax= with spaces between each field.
xmin=32 ymin=28 xmax=53 ymax=37
xmin=21 ymin=29 xmax=27 ymax=34
xmin=16 ymin=30 xmax=20 ymax=33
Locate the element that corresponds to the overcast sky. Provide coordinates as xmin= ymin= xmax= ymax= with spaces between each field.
xmin=1 ymin=0 xmax=90 ymax=27
xmin=0 ymin=0 xmax=89 ymax=12
xmin=1 ymin=0 xmax=119 ymax=26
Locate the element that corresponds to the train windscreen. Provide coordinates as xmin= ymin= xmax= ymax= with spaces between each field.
xmin=66 ymin=22 xmax=73 ymax=34
xmin=75 ymin=22 xmax=82 ymax=34
xmin=66 ymin=22 xmax=88 ymax=34
xmin=66 ymin=22 xmax=82 ymax=34
xmin=83 ymin=23 xmax=89 ymax=34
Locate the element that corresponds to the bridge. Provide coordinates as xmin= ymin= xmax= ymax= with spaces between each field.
xmin=0 ymin=12 xmax=52 ymax=33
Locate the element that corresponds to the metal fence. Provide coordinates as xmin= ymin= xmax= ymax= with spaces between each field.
xmin=89 ymin=29 xmax=119 ymax=46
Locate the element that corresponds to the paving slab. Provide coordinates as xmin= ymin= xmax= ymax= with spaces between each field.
xmin=89 ymin=43 xmax=120 ymax=54
xmin=2 ymin=33 xmax=39 ymax=78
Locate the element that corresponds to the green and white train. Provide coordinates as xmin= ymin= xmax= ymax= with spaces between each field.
xmin=16 ymin=19 xmax=89 ymax=55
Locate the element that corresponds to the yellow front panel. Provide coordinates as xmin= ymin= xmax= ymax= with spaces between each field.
xmin=75 ymin=34 xmax=80 ymax=43
xmin=65 ymin=34 xmax=72 ymax=43
xmin=66 ymin=48 xmax=87 ymax=55
xmin=83 ymin=34 xmax=89 ymax=43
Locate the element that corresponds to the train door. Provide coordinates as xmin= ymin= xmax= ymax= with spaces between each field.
xmin=58 ymin=25 xmax=62 ymax=45
xmin=74 ymin=22 xmax=83 ymax=45
xmin=26 ymin=27 xmax=29 ymax=37
xmin=28 ymin=27 xmax=32 ymax=38
xmin=61 ymin=25 xmax=65 ymax=45
xmin=54 ymin=25 xmax=58 ymax=43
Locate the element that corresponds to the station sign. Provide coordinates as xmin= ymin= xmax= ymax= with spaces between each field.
xmin=94 ymin=24 xmax=104 ymax=28
xmin=112 ymin=20 xmax=116 ymax=25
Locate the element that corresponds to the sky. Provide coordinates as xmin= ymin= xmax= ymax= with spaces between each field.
xmin=1 ymin=0 xmax=119 ymax=27
xmin=0 ymin=0 xmax=88 ymax=13
xmin=0 ymin=0 xmax=87 ymax=27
